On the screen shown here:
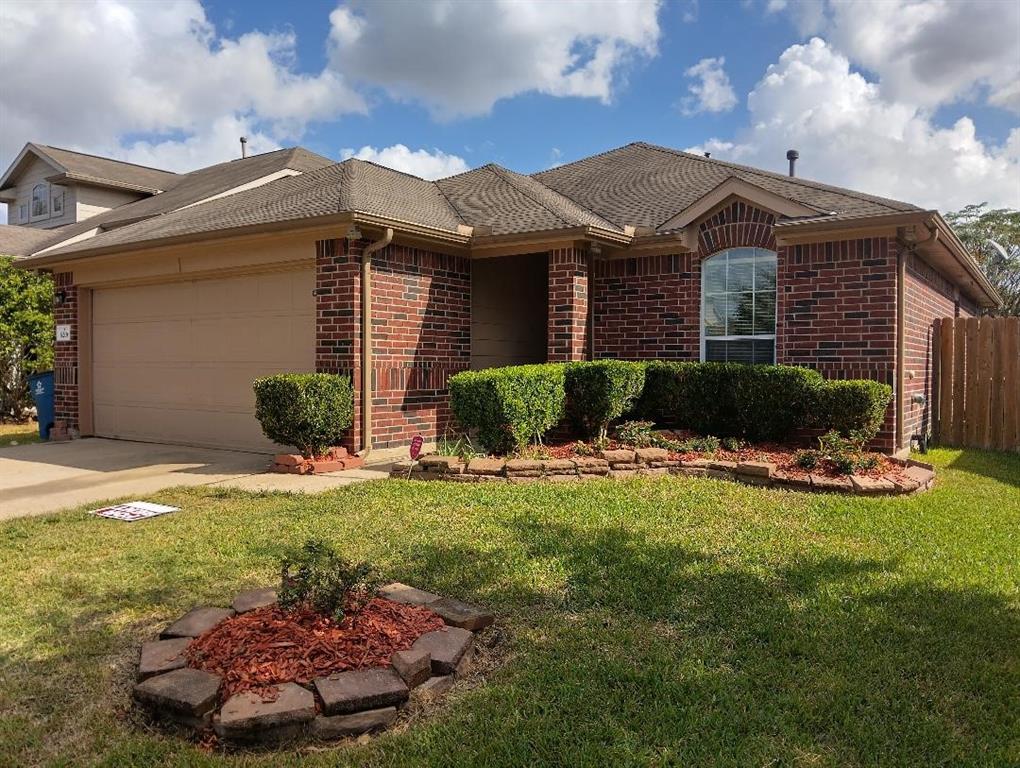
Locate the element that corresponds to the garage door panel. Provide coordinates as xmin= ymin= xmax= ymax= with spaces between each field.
xmin=92 ymin=269 xmax=316 ymax=452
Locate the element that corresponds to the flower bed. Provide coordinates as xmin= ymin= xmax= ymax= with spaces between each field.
xmin=392 ymin=435 xmax=936 ymax=496
xmin=132 ymin=584 xmax=495 ymax=746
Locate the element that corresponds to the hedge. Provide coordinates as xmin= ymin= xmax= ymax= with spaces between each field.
xmin=817 ymin=379 xmax=893 ymax=441
xmin=640 ymin=361 xmax=824 ymax=441
xmin=449 ymin=363 xmax=566 ymax=452
xmin=253 ymin=373 xmax=354 ymax=457
xmin=564 ymin=360 xmax=646 ymax=440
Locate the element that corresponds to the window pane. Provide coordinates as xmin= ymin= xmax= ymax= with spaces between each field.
xmin=753 ymin=291 xmax=776 ymax=334
xmin=754 ymin=257 xmax=776 ymax=291
xmin=727 ymin=255 xmax=755 ymax=293
xmin=705 ymin=338 xmax=776 ymax=364
xmin=703 ymin=257 xmax=726 ymax=295
xmin=752 ymin=338 xmax=776 ymax=364
xmin=704 ymin=294 xmax=727 ymax=336
xmin=704 ymin=339 xmax=730 ymax=362
xmin=729 ymin=292 xmax=754 ymax=335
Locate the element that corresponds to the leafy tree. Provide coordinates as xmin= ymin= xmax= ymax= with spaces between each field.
xmin=0 ymin=256 xmax=53 ymax=421
xmin=945 ymin=204 xmax=1020 ymax=315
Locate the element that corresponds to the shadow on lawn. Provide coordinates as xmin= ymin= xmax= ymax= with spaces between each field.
xmin=945 ymin=447 xmax=1020 ymax=488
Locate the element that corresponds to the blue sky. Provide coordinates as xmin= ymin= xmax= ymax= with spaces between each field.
xmin=2 ymin=0 xmax=1018 ymax=216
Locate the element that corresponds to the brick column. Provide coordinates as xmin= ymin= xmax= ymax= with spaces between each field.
xmin=548 ymin=247 xmax=590 ymax=362
xmin=315 ymin=237 xmax=362 ymax=451
xmin=52 ymin=272 xmax=78 ymax=432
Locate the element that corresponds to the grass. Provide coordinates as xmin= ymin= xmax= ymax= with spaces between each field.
xmin=0 ymin=421 xmax=41 ymax=446
xmin=0 ymin=447 xmax=1017 ymax=767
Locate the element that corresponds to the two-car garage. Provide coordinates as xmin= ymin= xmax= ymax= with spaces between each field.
xmin=89 ymin=268 xmax=315 ymax=453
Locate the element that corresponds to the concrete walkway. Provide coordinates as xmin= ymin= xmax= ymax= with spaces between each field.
xmin=0 ymin=438 xmax=392 ymax=521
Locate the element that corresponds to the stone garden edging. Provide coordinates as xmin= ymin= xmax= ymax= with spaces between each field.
xmin=391 ymin=450 xmax=936 ymax=496
xmin=133 ymin=584 xmax=495 ymax=746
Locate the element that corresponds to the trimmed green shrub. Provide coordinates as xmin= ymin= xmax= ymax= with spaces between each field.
xmin=253 ymin=373 xmax=354 ymax=457
xmin=565 ymin=360 xmax=646 ymax=439
xmin=641 ymin=362 xmax=823 ymax=442
xmin=279 ymin=539 xmax=379 ymax=623
xmin=817 ymin=379 xmax=892 ymax=442
xmin=449 ymin=363 xmax=566 ymax=452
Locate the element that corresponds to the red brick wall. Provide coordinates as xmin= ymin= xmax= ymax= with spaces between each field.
xmin=52 ymin=272 xmax=78 ymax=431
xmin=902 ymin=251 xmax=973 ymax=446
xmin=369 ymin=243 xmax=471 ymax=448
xmin=548 ymin=247 xmax=590 ymax=361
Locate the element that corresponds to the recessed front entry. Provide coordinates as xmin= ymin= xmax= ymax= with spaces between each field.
xmin=90 ymin=269 xmax=315 ymax=452
xmin=470 ymin=253 xmax=548 ymax=369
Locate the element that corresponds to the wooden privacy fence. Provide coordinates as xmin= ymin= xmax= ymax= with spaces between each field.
xmin=933 ymin=316 xmax=1020 ymax=452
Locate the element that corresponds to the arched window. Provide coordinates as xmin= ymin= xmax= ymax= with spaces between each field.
xmin=701 ymin=247 xmax=777 ymax=364
xmin=31 ymin=183 xmax=48 ymax=217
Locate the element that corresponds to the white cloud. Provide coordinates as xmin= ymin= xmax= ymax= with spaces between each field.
xmin=327 ymin=0 xmax=662 ymax=119
xmin=0 ymin=0 xmax=365 ymax=171
xmin=681 ymin=57 xmax=738 ymax=115
xmin=767 ymin=0 xmax=1020 ymax=112
xmin=688 ymin=38 xmax=1020 ymax=211
xmin=340 ymin=144 xmax=469 ymax=180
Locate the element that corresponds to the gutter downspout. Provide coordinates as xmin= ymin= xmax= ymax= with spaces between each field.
xmin=897 ymin=222 xmax=938 ymax=452
xmin=359 ymin=227 xmax=393 ymax=456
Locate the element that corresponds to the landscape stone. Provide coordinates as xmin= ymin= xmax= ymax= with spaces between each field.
xmin=600 ymin=449 xmax=636 ymax=464
xmin=465 ymin=458 xmax=505 ymax=476
xmin=609 ymin=462 xmax=641 ymax=471
xmin=215 ymin=683 xmax=315 ymax=741
xmin=429 ymin=597 xmax=495 ymax=631
xmin=736 ymin=461 xmax=776 ymax=478
xmin=810 ymin=474 xmax=853 ymax=493
xmin=634 ymin=447 xmax=668 ymax=463
xmin=610 ymin=469 xmax=639 ymax=479
xmin=419 ymin=455 xmax=463 ymax=474
xmin=675 ymin=467 xmax=707 ymax=477
xmin=133 ymin=667 xmax=221 ymax=719
xmin=232 ymin=587 xmax=277 ymax=614
xmin=378 ymin=582 xmax=441 ymax=607
xmin=708 ymin=460 xmax=738 ymax=471
xmin=138 ymin=637 xmax=191 ymax=681
xmin=391 ymin=648 xmax=431 ymax=687
xmin=411 ymin=675 xmax=454 ymax=700
xmin=161 ymin=607 xmax=235 ymax=639
xmin=505 ymin=459 xmax=542 ymax=472
xmin=903 ymin=465 xmax=936 ymax=488
xmin=314 ymin=668 xmax=409 ymax=715
xmin=850 ymin=475 xmax=896 ymax=494
xmin=311 ymin=707 xmax=398 ymax=739
xmin=574 ymin=458 xmax=610 ymax=474
xmin=681 ymin=458 xmax=712 ymax=468
xmin=773 ymin=470 xmax=812 ymax=490
xmin=888 ymin=474 xmax=920 ymax=494
xmin=411 ymin=626 xmax=474 ymax=675
xmin=706 ymin=469 xmax=735 ymax=480
xmin=541 ymin=459 xmax=576 ymax=473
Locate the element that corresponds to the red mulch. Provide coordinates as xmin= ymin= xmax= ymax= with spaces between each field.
xmin=185 ymin=598 xmax=445 ymax=700
xmin=538 ymin=433 xmax=908 ymax=482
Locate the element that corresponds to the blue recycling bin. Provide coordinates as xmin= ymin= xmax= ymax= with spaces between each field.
xmin=27 ymin=371 xmax=55 ymax=440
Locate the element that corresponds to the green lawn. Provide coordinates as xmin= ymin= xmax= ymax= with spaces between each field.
xmin=0 ymin=421 xmax=42 ymax=446
xmin=1 ymin=448 xmax=1017 ymax=767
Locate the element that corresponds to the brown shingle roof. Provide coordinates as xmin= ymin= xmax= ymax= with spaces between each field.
xmin=32 ymin=144 xmax=180 ymax=193
xmin=0 ymin=224 xmax=62 ymax=257
xmin=533 ymin=142 xmax=919 ymax=231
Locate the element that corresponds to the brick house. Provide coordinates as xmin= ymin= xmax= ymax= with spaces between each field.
xmin=6 ymin=142 xmax=999 ymax=455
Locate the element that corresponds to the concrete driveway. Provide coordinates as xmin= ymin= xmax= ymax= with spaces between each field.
xmin=0 ymin=438 xmax=390 ymax=520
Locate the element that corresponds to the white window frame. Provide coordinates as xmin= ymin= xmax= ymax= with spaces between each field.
xmin=31 ymin=183 xmax=49 ymax=219
xmin=699 ymin=246 xmax=777 ymax=364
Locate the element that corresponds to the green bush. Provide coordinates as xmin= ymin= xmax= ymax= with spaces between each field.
xmin=449 ymin=364 xmax=566 ymax=453
xmin=564 ymin=360 xmax=646 ymax=440
xmin=641 ymin=362 xmax=823 ymax=441
xmin=253 ymin=373 xmax=354 ymax=457
xmin=279 ymin=539 xmax=379 ymax=623
xmin=817 ymin=379 xmax=892 ymax=442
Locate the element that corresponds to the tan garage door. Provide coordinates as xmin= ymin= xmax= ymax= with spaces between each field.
xmin=92 ymin=269 xmax=315 ymax=452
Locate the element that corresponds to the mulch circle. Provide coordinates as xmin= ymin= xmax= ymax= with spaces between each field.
xmin=187 ymin=598 xmax=446 ymax=700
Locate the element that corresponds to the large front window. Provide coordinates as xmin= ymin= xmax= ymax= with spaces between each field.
xmin=701 ymin=247 xmax=777 ymax=364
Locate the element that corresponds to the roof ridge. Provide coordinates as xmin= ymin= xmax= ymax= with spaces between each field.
xmin=634 ymin=141 xmax=916 ymax=212
xmin=34 ymin=143 xmax=178 ymax=174
xmin=488 ymin=165 xmax=575 ymax=228
xmin=530 ymin=142 xmax=644 ymax=179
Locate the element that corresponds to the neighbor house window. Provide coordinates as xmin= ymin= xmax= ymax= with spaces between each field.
xmin=51 ymin=186 xmax=64 ymax=216
xmin=701 ymin=247 xmax=777 ymax=364
xmin=19 ymin=203 xmax=27 ymax=222
xmin=31 ymin=183 xmax=48 ymax=217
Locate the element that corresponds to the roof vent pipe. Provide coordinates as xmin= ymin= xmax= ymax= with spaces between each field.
xmin=786 ymin=149 xmax=799 ymax=177
xmin=240 ymin=136 xmax=248 ymax=159
xmin=704 ymin=152 xmax=711 ymax=158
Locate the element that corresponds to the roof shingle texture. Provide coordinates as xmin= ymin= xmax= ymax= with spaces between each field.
xmin=34 ymin=144 xmax=180 ymax=192
xmin=0 ymin=224 xmax=60 ymax=257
